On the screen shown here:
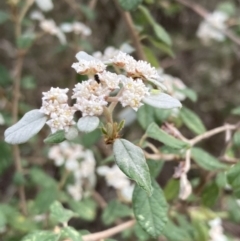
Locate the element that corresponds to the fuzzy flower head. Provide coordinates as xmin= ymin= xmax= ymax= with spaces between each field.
xmin=40 ymin=87 xmax=76 ymax=133
xmin=119 ymin=77 xmax=150 ymax=111
xmin=72 ymin=59 xmax=106 ymax=75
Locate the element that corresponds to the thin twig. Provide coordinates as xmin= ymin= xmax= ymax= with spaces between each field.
xmin=82 ymin=220 xmax=135 ymax=241
xmin=174 ymin=0 xmax=240 ymax=46
xmin=113 ymin=0 xmax=146 ymax=60
xmin=144 ymin=151 xmax=179 ymax=161
xmin=91 ymin=190 xmax=107 ymax=209
xmin=189 ymin=124 xmax=237 ymax=146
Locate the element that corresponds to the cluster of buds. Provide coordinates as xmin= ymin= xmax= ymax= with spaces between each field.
xmin=40 ymin=87 xmax=76 ymax=133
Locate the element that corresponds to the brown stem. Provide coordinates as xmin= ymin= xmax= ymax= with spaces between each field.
xmin=114 ymin=0 xmax=146 ymax=60
xmin=91 ymin=190 xmax=107 ymax=209
xmin=189 ymin=124 xmax=237 ymax=146
xmin=82 ymin=220 xmax=135 ymax=241
xmin=174 ymin=0 xmax=240 ymax=46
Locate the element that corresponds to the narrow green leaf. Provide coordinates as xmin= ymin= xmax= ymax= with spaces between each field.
xmin=143 ymin=46 xmax=159 ymax=67
xmin=146 ymin=123 xmax=188 ymax=149
xmin=44 ymin=130 xmax=66 ymax=144
xmin=61 ymin=227 xmax=83 ymax=241
xmin=191 ymin=147 xmax=228 ymax=171
xmin=133 ymin=180 xmax=168 ymax=237
xmin=113 ymin=139 xmax=152 ymax=194
xmin=101 ymin=200 xmax=132 ymax=225
xmin=180 ymin=107 xmax=206 ymax=135
xmin=50 ymin=201 xmax=75 ymax=224
xmin=118 ymin=0 xmax=143 ymax=11
xmin=153 ymin=24 xmax=172 ymax=46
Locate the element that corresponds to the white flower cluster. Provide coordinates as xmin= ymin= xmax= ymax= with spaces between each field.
xmin=60 ymin=22 xmax=92 ymax=36
xmin=48 ymin=141 xmax=96 ymax=201
xmin=71 ymin=51 xmax=164 ymax=116
xmin=40 ymin=87 xmax=76 ymax=133
xmin=97 ymin=165 xmax=134 ymax=202
xmin=208 ymin=218 xmax=228 ymax=241
xmin=158 ymin=68 xmax=187 ymax=101
xmin=30 ymin=11 xmax=66 ymax=44
xmin=197 ymin=11 xmax=229 ymax=44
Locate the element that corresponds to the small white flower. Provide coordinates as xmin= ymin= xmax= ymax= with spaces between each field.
xmin=119 ymin=78 xmax=150 ymax=111
xmin=30 ymin=11 xmax=44 ymax=21
xmin=60 ymin=22 xmax=92 ymax=36
xmin=98 ymin=71 xmax=121 ymax=90
xmin=67 ymin=183 xmax=83 ymax=201
xmin=110 ymin=51 xmax=135 ymax=68
xmin=65 ymin=159 xmax=79 ymax=171
xmin=120 ymin=184 xmax=134 ymax=202
xmin=97 ymin=165 xmax=131 ymax=190
xmin=35 ymin=0 xmax=53 ymax=12
xmin=40 ymin=19 xmax=59 ymax=35
xmin=197 ymin=10 xmax=228 ymax=44
xmin=71 ymin=59 xmax=106 ymax=75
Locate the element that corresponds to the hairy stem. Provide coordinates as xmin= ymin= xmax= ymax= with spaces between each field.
xmin=82 ymin=220 xmax=135 ymax=241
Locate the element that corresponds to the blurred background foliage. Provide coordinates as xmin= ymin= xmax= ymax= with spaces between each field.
xmin=1 ymin=0 xmax=240 ymax=240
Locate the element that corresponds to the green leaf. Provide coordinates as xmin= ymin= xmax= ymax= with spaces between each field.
xmin=146 ymin=123 xmax=188 ymax=149
xmin=233 ymin=131 xmax=240 ymax=147
xmin=137 ymin=104 xmax=155 ymax=130
xmin=163 ymin=221 xmax=193 ymax=241
xmin=0 ymin=210 xmax=6 ymax=229
xmin=102 ymin=200 xmax=132 ymax=225
xmin=17 ymin=33 xmax=35 ymax=49
xmin=4 ymin=109 xmax=47 ymax=144
xmin=113 ymin=139 xmax=152 ymax=194
xmin=69 ymin=198 xmax=97 ymax=221
xmin=143 ymin=46 xmax=159 ymax=67
xmin=0 ymin=141 xmax=12 ymax=175
xmin=143 ymin=93 xmax=182 ymax=109
xmin=148 ymin=37 xmax=174 ymax=57
xmin=133 ymin=180 xmax=168 ymax=237
xmin=191 ymin=148 xmax=228 ymax=171
xmin=217 ymin=2 xmax=236 ymax=16
xmin=21 ymin=75 xmax=36 ymax=89
xmin=21 ymin=231 xmax=59 ymax=241
xmin=201 ymin=182 xmax=219 ymax=207
xmin=77 ymin=116 xmax=100 ymax=133
xmin=227 ymin=162 xmax=240 ymax=189
xmin=0 ymin=65 xmax=12 ymax=87
xmin=180 ymin=107 xmax=206 ymax=135
xmin=153 ymin=24 xmax=172 ymax=46
xmin=44 ymin=130 xmax=66 ymax=144
xmin=227 ymin=197 xmax=240 ymax=223
xmin=177 ymin=88 xmax=197 ymax=102
xmin=147 ymin=159 xmax=163 ymax=178
xmin=35 ymin=187 xmax=59 ymax=213
xmin=138 ymin=5 xmax=172 ymax=46
xmin=134 ymin=223 xmax=151 ymax=241
xmin=50 ymin=201 xmax=75 ymax=224
xmin=163 ymin=179 xmax=179 ymax=201
xmin=61 ymin=226 xmax=83 ymax=241
xmin=118 ymin=0 xmax=143 ymax=11
xmin=231 ymin=106 xmax=240 ymax=116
